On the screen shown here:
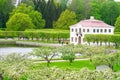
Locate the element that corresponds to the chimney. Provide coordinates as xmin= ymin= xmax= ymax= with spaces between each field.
xmin=90 ymin=16 xmax=94 ymax=20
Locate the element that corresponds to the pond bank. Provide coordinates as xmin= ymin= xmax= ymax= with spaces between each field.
xmin=0 ymin=40 xmax=63 ymax=47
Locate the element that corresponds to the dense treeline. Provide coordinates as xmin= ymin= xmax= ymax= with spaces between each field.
xmin=0 ymin=0 xmax=120 ymax=30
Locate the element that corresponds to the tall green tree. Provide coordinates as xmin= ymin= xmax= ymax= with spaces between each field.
xmin=6 ymin=13 xmax=35 ymax=31
xmin=21 ymin=0 xmax=34 ymax=7
xmin=101 ymin=1 xmax=119 ymax=26
xmin=68 ymin=0 xmax=92 ymax=21
xmin=89 ymin=0 xmax=101 ymax=19
xmin=114 ymin=16 xmax=120 ymax=32
xmin=68 ymin=0 xmax=83 ymax=21
xmin=53 ymin=9 xmax=77 ymax=30
xmin=0 ymin=0 xmax=14 ymax=28
xmin=32 ymin=0 xmax=63 ymax=28
xmin=10 ymin=3 xmax=45 ymax=29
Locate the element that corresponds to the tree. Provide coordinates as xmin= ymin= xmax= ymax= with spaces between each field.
xmin=92 ymin=53 xmax=118 ymax=70
xmin=21 ymin=0 xmax=34 ymax=7
xmin=0 ymin=53 xmax=31 ymax=80
xmin=0 ymin=0 xmax=14 ymax=28
xmin=53 ymin=9 xmax=77 ymax=30
xmin=60 ymin=45 xmax=75 ymax=64
xmin=33 ymin=0 xmax=63 ymax=28
xmin=115 ymin=16 xmax=120 ymax=32
xmin=89 ymin=0 xmax=101 ymax=19
xmin=68 ymin=0 xmax=92 ymax=21
xmin=6 ymin=13 xmax=35 ymax=31
xmin=68 ymin=0 xmax=83 ymax=21
xmin=32 ymin=47 xmax=58 ymax=67
xmin=29 ymin=11 xmax=45 ymax=29
xmin=101 ymin=1 xmax=119 ymax=26
xmin=10 ymin=3 xmax=45 ymax=29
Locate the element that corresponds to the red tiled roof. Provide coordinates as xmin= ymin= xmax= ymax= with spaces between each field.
xmin=71 ymin=17 xmax=113 ymax=28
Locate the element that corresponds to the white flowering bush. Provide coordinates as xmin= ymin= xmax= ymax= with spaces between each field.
xmin=19 ymin=67 xmax=119 ymax=80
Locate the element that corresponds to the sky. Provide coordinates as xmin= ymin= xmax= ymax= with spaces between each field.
xmin=115 ymin=0 xmax=120 ymax=1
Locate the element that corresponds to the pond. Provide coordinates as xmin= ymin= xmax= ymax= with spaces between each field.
xmin=0 ymin=47 xmax=34 ymax=56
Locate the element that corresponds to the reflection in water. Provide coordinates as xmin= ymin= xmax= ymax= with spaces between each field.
xmin=0 ymin=47 xmax=34 ymax=55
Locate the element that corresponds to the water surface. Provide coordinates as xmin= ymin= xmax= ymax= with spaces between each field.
xmin=0 ymin=47 xmax=34 ymax=56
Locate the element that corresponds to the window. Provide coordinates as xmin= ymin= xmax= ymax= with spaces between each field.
xmin=75 ymin=37 xmax=77 ymax=42
xmin=104 ymin=29 xmax=107 ymax=33
xmin=83 ymin=29 xmax=85 ymax=32
xmin=93 ymin=29 xmax=95 ymax=33
xmin=71 ymin=28 xmax=74 ymax=32
xmin=79 ymin=28 xmax=81 ymax=34
xmin=75 ymin=29 xmax=77 ymax=32
xmin=100 ymin=29 xmax=103 ymax=32
xmin=109 ymin=29 xmax=111 ymax=33
xmin=97 ymin=29 xmax=99 ymax=33
xmin=71 ymin=37 xmax=73 ymax=42
xmin=87 ymin=29 xmax=89 ymax=32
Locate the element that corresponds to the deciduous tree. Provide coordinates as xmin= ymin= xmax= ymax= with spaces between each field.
xmin=6 ymin=13 xmax=35 ymax=31
xmin=115 ymin=16 xmax=120 ymax=33
xmin=10 ymin=3 xmax=45 ymax=29
xmin=32 ymin=47 xmax=58 ymax=67
xmin=53 ymin=9 xmax=77 ymax=30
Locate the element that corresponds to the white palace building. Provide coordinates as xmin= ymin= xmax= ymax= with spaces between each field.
xmin=70 ymin=16 xmax=114 ymax=45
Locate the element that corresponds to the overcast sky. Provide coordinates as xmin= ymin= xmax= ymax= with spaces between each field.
xmin=115 ymin=0 xmax=120 ymax=1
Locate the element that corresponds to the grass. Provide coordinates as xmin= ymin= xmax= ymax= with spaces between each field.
xmin=114 ymin=65 xmax=120 ymax=71
xmin=31 ymin=60 xmax=95 ymax=70
xmin=31 ymin=60 xmax=120 ymax=72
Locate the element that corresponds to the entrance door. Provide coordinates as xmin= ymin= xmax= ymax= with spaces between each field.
xmin=78 ymin=36 xmax=81 ymax=44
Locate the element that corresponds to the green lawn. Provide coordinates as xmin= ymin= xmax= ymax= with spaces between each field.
xmin=31 ymin=60 xmax=120 ymax=71
xmin=32 ymin=60 xmax=95 ymax=70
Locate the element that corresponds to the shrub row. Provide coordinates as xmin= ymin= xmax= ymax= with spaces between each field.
xmin=85 ymin=34 xmax=120 ymax=47
xmin=0 ymin=31 xmax=69 ymax=39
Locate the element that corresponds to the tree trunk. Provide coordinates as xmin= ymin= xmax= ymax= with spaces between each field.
xmin=109 ymin=64 xmax=114 ymax=70
xmin=69 ymin=59 xmax=73 ymax=65
xmin=0 ymin=73 xmax=3 ymax=80
xmin=47 ymin=60 xmax=50 ymax=67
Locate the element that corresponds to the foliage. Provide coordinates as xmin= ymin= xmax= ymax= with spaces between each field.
xmin=100 ymin=1 xmax=119 ymax=26
xmin=53 ymin=9 xmax=77 ymax=30
xmin=85 ymin=34 xmax=120 ymax=48
xmin=59 ymin=44 xmax=75 ymax=63
xmin=115 ymin=16 xmax=120 ymax=32
xmin=0 ymin=53 xmax=32 ymax=80
xmin=32 ymin=47 xmax=58 ymax=67
xmin=10 ymin=3 xmax=45 ymax=29
xmin=0 ymin=29 xmax=69 ymax=40
xmin=74 ymin=44 xmax=107 ymax=62
xmin=68 ymin=0 xmax=92 ymax=21
xmin=6 ymin=13 xmax=35 ymax=31
xmin=0 ymin=0 xmax=14 ymax=28
xmin=33 ymin=0 xmax=63 ymax=28
xmin=21 ymin=67 xmax=117 ymax=80
xmin=92 ymin=53 xmax=120 ymax=70
xmin=21 ymin=0 xmax=34 ymax=7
